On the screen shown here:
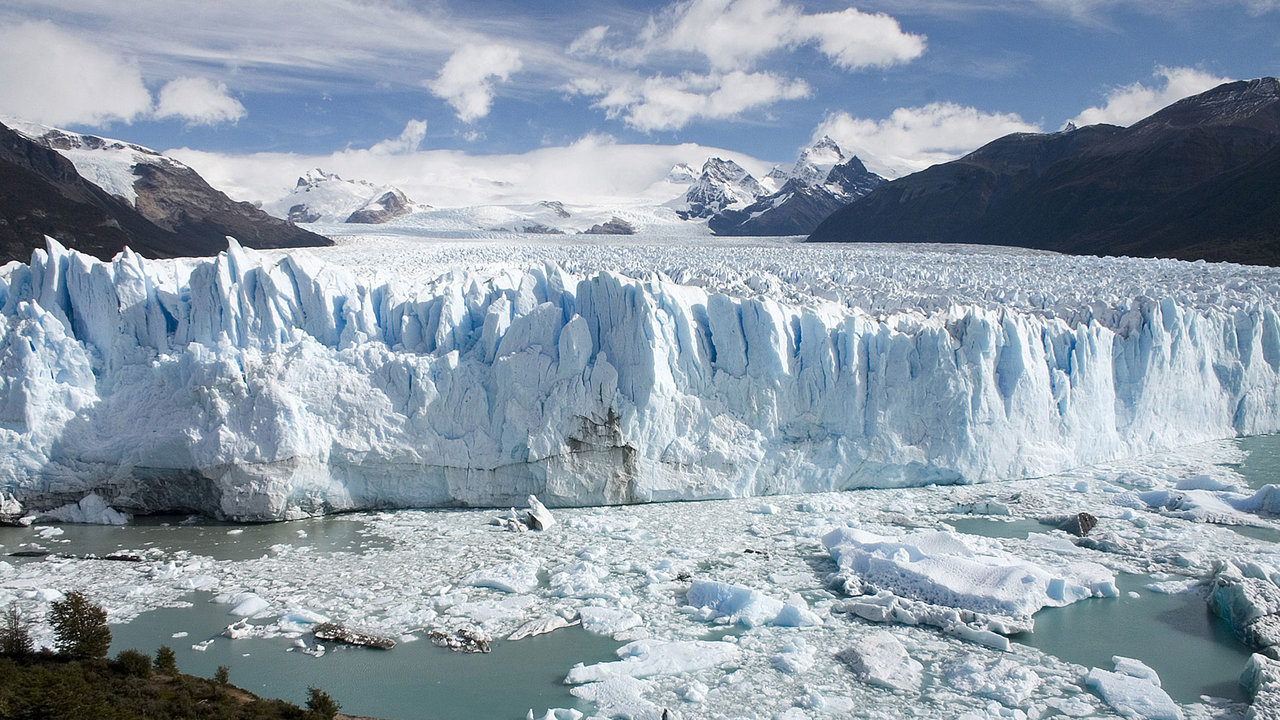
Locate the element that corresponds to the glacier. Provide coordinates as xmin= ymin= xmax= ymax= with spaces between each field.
xmin=1 ymin=236 xmax=1278 ymax=521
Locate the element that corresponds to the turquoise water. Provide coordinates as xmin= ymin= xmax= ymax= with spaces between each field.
xmin=1015 ymin=574 xmax=1252 ymax=703
xmin=109 ymin=593 xmax=620 ymax=720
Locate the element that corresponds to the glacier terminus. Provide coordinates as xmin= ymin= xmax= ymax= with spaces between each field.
xmin=1 ymin=235 xmax=1278 ymax=522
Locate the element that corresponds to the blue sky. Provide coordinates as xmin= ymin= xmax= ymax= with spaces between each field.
xmin=1 ymin=0 xmax=1277 ymax=204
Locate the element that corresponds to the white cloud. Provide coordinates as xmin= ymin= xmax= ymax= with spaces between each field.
xmin=0 ymin=21 xmax=152 ymax=126
xmin=1069 ymin=66 xmax=1233 ymax=127
xmin=792 ymin=7 xmax=928 ymax=69
xmin=620 ymin=0 xmax=924 ymax=71
xmin=590 ymin=70 xmax=810 ymax=132
xmin=155 ymin=77 xmax=245 ymax=126
xmin=428 ymin=44 xmax=523 ymax=123
xmin=368 ymin=119 xmax=428 ymax=155
xmin=815 ymin=103 xmax=1041 ymax=177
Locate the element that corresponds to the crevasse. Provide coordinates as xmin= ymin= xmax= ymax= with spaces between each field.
xmin=1 ymin=239 xmax=1277 ymax=520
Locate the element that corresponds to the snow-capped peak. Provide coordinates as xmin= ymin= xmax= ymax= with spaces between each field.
xmin=665 ymin=163 xmax=697 ymax=184
xmin=788 ymin=136 xmax=846 ymax=187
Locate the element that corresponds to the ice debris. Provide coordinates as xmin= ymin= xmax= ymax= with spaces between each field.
xmin=685 ymin=579 xmax=821 ymax=628
xmin=509 ymin=614 xmax=577 ymax=641
xmin=40 ymin=493 xmax=128 ymax=525
xmin=565 ymin=639 xmax=740 ymax=683
xmin=312 ymin=621 xmax=396 ymax=649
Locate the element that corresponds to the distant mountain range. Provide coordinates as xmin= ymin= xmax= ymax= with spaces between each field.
xmin=0 ymin=120 xmax=330 ymax=264
xmin=809 ymin=78 xmax=1280 ymax=266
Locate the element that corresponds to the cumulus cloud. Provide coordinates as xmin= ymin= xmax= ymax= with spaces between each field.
xmin=1068 ymin=66 xmax=1233 ymax=127
xmin=428 ymin=44 xmax=523 ymax=123
xmin=154 ymin=77 xmax=246 ymax=126
xmin=620 ymin=0 xmax=925 ymax=71
xmin=368 ymin=119 xmax=428 ymax=155
xmin=0 ymin=21 xmax=152 ymax=126
xmin=589 ymin=70 xmax=810 ymax=132
xmin=815 ymin=103 xmax=1040 ymax=177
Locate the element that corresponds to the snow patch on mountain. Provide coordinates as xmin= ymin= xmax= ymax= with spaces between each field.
xmin=4 ymin=118 xmax=185 ymax=207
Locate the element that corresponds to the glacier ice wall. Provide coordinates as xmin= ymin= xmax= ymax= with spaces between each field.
xmin=1 ymin=239 xmax=1278 ymax=520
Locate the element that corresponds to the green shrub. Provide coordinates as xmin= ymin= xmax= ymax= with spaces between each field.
xmin=48 ymin=591 xmax=111 ymax=659
xmin=114 ymin=648 xmax=152 ymax=678
xmin=215 ymin=664 xmax=231 ymax=685
xmin=153 ymin=644 xmax=178 ymax=674
xmin=305 ymin=686 xmax=340 ymax=719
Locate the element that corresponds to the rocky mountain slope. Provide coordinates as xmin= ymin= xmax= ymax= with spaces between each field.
xmin=809 ymin=78 xmax=1280 ymax=266
xmin=0 ymin=121 xmax=329 ymax=264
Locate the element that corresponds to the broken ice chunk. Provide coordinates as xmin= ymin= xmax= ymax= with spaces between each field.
xmin=527 ymin=495 xmax=555 ymax=531
xmin=1085 ymin=660 xmax=1181 ymax=720
xmin=836 ymin=631 xmax=922 ymax=693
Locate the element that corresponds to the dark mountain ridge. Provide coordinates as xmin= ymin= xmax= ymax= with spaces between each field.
xmin=0 ymin=121 xmax=330 ymax=265
xmin=809 ymin=78 xmax=1280 ymax=266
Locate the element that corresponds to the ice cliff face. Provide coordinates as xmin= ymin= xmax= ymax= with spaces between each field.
xmin=1 ymin=239 xmax=1278 ymax=520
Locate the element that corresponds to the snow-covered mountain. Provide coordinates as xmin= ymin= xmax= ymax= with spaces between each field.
xmin=676 ymin=158 xmax=767 ymax=219
xmin=0 ymin=120 xmax=329 ymax=262
xmin=709 ymin=137 xmax=885 ymax=236
xmin=268 ymin=169 xmax=425 ymax=224
xmin=0 ymin=237 xmax=1276 ymax=521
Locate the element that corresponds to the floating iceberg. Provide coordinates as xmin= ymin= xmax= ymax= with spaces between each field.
xmin=823 ymin=527 xmax=1117 ymax=622
xmin=1 ymin=239 xmax=1277 ymax=519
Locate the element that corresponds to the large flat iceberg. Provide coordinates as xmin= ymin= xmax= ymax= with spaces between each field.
xmin=1 ymin=237 xmax=1278 ymax=520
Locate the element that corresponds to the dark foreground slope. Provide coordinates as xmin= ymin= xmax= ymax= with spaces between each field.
xmin=0 ymin=121 xmax=330 ymax=264
xmin=809 ymin=78 xmax=1280 ymax=265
